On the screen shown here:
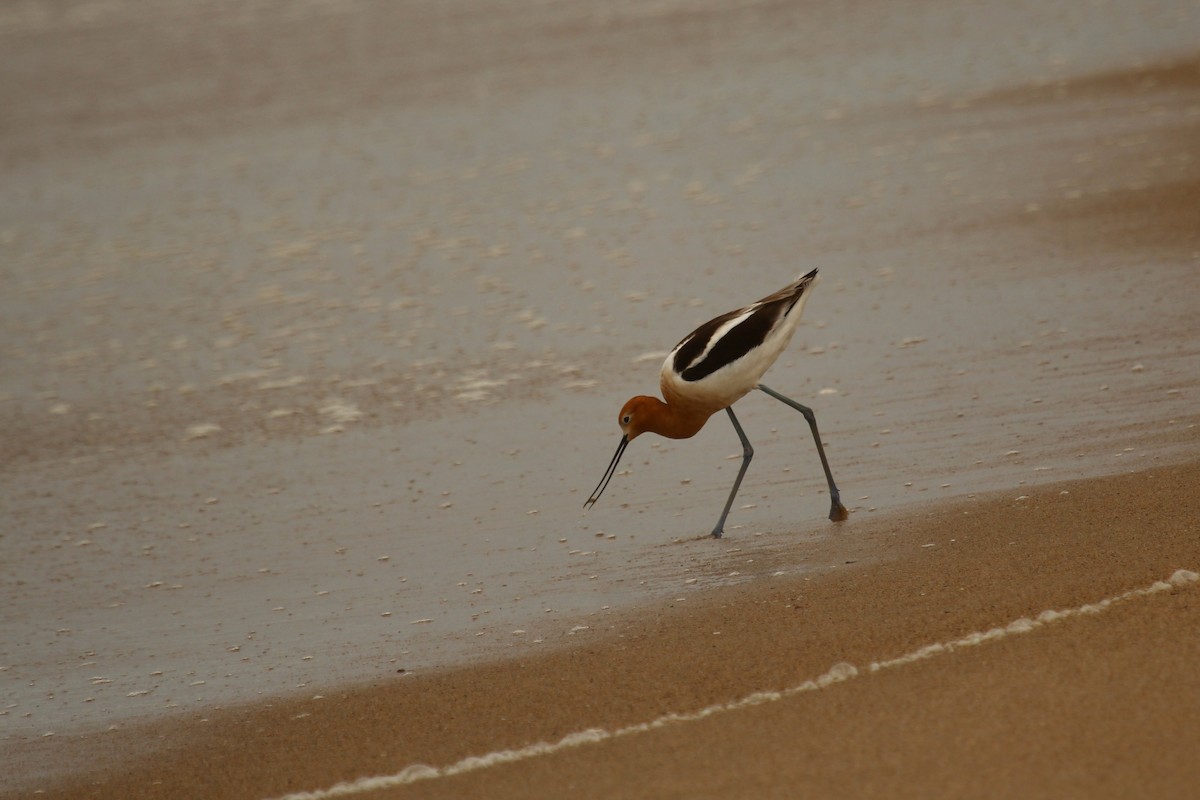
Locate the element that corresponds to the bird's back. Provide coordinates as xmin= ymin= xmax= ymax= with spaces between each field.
xmin=661 ymin=270 xmax=818 ymax=412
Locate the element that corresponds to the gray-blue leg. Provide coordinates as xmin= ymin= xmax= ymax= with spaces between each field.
xmin=756 ymin=383 xmax=849 ymax=522
xmin=712 ymin=406 xmax=753 ymax=538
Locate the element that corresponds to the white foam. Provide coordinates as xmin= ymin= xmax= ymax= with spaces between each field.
xmin=868 ymin=569 xmax=1198 ymax=673
xmin=318 ymin=400 xmax=363 ymax=423
xmin=266 ymin=569 xmax=1197 ymax=800
xmin=184 ymin=422 xmax=221 ymax=441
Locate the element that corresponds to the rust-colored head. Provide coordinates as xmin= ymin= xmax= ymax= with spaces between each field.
xmin=583 ymin=395 xmax=659 ymax=511
xmin=617 ymin=395 xmax=661 ymax=442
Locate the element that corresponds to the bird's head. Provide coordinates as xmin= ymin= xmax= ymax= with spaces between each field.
xmin=617 ymin=395 xmax=660 ymax=442
xmin=583 ymin=395 xmax=660 ymax=511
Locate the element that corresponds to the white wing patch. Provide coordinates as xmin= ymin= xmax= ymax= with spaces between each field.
xmin=669 ymin=305 xmax=758 ymax=375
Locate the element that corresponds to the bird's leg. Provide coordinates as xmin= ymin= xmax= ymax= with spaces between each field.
xmin=712 ymin=406 xmax=754 ymax=538
xmin=756 ymin=383 xmax=849 ymax=522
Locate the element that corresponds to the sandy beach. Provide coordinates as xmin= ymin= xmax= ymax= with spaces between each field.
xmin=2 ymin=0 xmax=1199 ymax=797
xmin=19 ymin=463 xmax=1200 ymax=799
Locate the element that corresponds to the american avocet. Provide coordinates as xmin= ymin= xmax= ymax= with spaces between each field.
xmin=585 ymin=268 xmax=848 ymax=537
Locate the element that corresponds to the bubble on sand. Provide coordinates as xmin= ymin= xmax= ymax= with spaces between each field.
xmin=184 ymin=423 xmax=221 ymax=441
xmin=259 ymin=376 xmax=306 ymax=390
xmin=318 ymin=400 xmax=362 ymax=423
xmin=460 ymin=378 xmax=506 ymax=392
xmin=217 ymin=369 xmax=269 ymax=386
xmin=268 ymin=239 xmax=319 ymax=260
xmin=815 ymin=662 xmax=858 ymax=687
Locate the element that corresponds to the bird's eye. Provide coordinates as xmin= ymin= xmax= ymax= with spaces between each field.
xmin=622 ymin=414 xmax=631 ymax=425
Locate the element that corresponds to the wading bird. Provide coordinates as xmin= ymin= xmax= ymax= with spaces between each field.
xmin=584 ymin=269 xmax=848 ymax=537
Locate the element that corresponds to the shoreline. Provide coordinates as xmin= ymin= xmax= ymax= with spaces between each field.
xmin=17 ymin=459 xmax=1200 ymax=799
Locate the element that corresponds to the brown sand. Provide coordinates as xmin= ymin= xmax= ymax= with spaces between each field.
xmin=22 ymin=461 xmax=1199 ymax=799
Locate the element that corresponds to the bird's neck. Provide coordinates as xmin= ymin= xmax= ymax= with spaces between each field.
xmin=641 ymin=396 xmax=712 ymax=440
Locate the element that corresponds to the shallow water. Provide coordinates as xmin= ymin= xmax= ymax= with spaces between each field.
xmin=2 ymin=0 xmax=1199 ymax=775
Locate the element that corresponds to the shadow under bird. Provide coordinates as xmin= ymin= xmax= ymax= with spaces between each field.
xmin=584 ymin=268 xmax=849 ymax=537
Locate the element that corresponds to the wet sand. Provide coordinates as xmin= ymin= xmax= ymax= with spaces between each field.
xmin=3 ymin=0 xmax=1200 ymax=796
xmin=23 ymin=461 xmax=1200 ymax=799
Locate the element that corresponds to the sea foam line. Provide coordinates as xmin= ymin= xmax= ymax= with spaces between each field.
xmin=268 ymin=569 xmax=1198 ymax=800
